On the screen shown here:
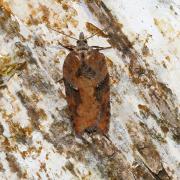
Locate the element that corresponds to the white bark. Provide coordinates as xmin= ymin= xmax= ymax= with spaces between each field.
xmin=0 ymin=0 xmax=179 ymax=179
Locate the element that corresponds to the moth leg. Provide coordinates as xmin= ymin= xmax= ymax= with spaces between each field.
xmin=0 ymin=73 xmax=15 ymax=89
xmin=91 ymin=46 xmax=112 ymax=51
xmin=56 ymin=78 xmax=63 ymax=83
xmin=0 ymin=83 xmax=7 ymax=89
xmin=58 ymin=41 xmax=75 ymax=51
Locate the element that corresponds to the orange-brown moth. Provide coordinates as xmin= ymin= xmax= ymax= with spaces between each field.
xmin=51 ymin=27 xmax=111 ymax=135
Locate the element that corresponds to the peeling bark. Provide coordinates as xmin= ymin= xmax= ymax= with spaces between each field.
xmin=0 ymin=0 xmax=179 ymax=179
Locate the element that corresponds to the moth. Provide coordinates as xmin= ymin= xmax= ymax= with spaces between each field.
xmin=51 ymin=27 xmax=111 ymax=135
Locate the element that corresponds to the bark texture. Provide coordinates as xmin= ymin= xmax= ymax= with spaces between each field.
xmin=0 ymin=0 xmax=179 ymax=179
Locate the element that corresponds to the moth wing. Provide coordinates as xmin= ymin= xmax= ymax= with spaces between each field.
xmin=86 ymin=50 xmax=110 ymax=133
xmin=86 ymin=50 xmax=109 ymax=84
xmin=63 ymin=51 xmax=80 ymax=88
xmin=63 ymin=52 xmax=81 ymax=117
xmin=63 ymin=79 xmax=80 ymax=117
xmin=96 ymin=74 xmax=110 ymax=133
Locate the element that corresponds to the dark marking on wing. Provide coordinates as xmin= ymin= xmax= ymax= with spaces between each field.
xmin=95 ymin=74 xmax=109 ymax=101
xmin=64 ymin=79 xmax=81 ymax=116
xmin=76 ymin=61 xmax=96 ymax=79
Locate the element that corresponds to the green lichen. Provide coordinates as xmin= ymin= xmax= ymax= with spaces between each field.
xmin=0 ymin=54 xmax=26 ymax=86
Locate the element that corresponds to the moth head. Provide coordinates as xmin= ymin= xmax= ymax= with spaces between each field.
xmin=77 ymin=32 xmax=88 ymax=50
xmin=79 ymin=32 xmax=85 ymax=40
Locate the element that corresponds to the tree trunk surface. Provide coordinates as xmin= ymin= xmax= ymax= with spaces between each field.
xmin=0 ymin=0 xmax=180 ymax=179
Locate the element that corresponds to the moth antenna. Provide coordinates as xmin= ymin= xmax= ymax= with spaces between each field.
xmin=48 ymin=26 xmax=78 ymax=40
xmin=85 ymin=25 xmax=110 ymax=40
xmin=85 ymin=32 xmax=100 ymax=40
